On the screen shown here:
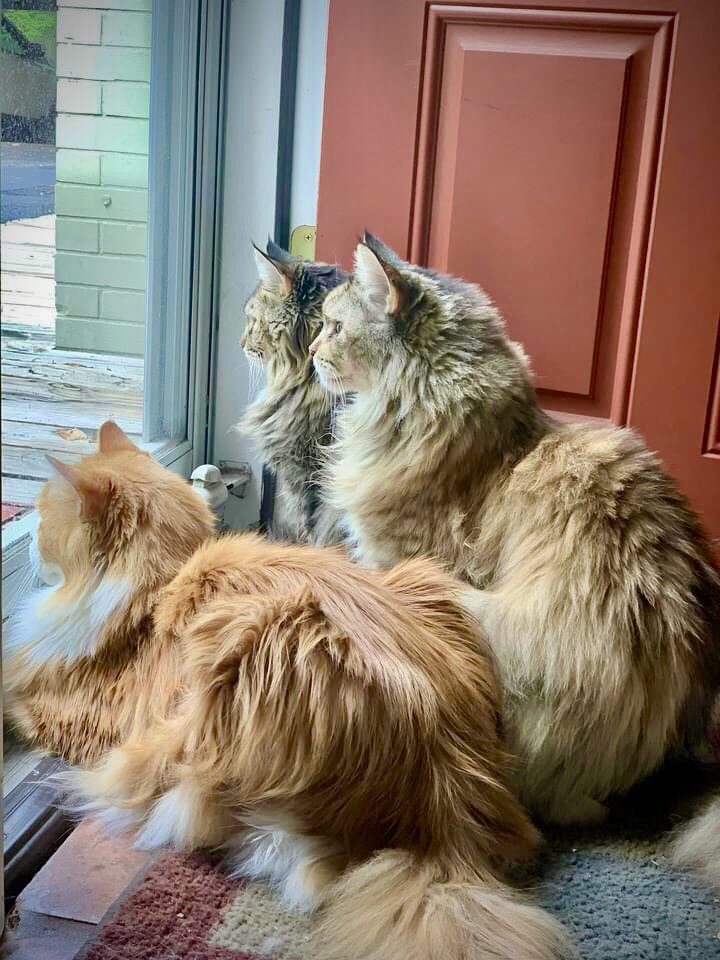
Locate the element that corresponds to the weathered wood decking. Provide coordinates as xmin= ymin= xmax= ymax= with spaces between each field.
xmin=1 ymin=215 xmax=144 ymax=520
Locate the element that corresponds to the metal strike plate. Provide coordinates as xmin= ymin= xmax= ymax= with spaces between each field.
xmin=218 ymin=460 xmax=252 ymax=499
xmin=289 ymin=224 xmax=316 ymax=261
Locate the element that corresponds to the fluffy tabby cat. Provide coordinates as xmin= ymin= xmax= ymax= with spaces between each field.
xmin=22 ymin=428 xmax=569 ymax=960
xmin=238 ymin=241 xmax=346 ymax=544
xmin=3 ymin=421 xmax=215 ymax=766
xmin=310 ymin=233 xmax=720 ymax=859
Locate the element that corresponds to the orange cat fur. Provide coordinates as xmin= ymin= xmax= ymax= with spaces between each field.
xmin=3 ymin=421 xmax=216 ymax=766
xmin=24 ymin=427 xmax=569 ymax=959
xmin=77 ymin=533 xmax=569 ymax=959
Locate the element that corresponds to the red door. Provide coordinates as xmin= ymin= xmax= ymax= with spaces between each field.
xmin=315 ymin=0 xmax=720 ymax=543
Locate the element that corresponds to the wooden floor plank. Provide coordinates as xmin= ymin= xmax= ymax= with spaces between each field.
xmin=2 ymin=214 xmax=145 ymax=513
xmin=2 ymin=424 xmax=143 ymax=490
xmin=2 ymin=477 xmax=45 ymax=507
xmin=1 ymin=343 xmax=142 ymax=370
xmin=1 ymin=224 xmax=55 ymax=246
xmin=2 ymin=253 xmax=55 ymax=276
xmin=1 ymin=251 xmax=52 ymax=273
xmin=2 ymin=399 xmax=143 ymax=434
xmin=2 ymin=304 xmax=56 ymax=328
xmin=2 ymin=373 xmax=143 ymax=400
xmin=3 ymin=447 xmax=84 ymax=481
xmin=1 ymin=340 xmax=144 ymax=372
xmin=1 ymin=273 xmax=56 ymax=301
xmin=2 ymin=352 xmax=144 ymax=389
xmin=8 ymin=214 xmax=55 ymax=230
xmin=7 ymin=425 xmax=102 ymax=455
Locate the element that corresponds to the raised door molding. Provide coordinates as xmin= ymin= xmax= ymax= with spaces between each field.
xmin=410 ymin=6 xmax=674 ymax=422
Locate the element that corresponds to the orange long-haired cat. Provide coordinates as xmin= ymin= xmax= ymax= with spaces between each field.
xmin=6 ymin=423 xmax=569 ymax=960
xmin=4 ymin=421 xmax=216 ymax=765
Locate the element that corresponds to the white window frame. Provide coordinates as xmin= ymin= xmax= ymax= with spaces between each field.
xmin=2 ymin=0 xmax=229 ymax=902
xmin=1 ymin=0 xmax=228 ymax=616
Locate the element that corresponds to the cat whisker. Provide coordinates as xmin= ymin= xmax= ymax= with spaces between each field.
xmin=327 ymin=372 xmax=347 ymax=443
xmin=246 ymin=355 xmax=265 ymax=404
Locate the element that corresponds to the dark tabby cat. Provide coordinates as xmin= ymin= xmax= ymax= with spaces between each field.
xmin=310 ymin=232 xmax=720 ymax=862
xmin=238 ymin=241 xmax=347 ymax=544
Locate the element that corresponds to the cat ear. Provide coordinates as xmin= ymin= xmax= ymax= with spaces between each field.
xmin=46 ymin=455 xmax=81 ymax=488
xmin=252 ymin=243 xmax=292 ymax=296
xmin=45 ymin=456 xmax=111 ymax=521
xmin=354 ymin=242 xmax=405 ymax=314
xmin=98 ymin=420 xmax=139 ymax=454
xmin=265 ymin=238 xmax=295 ymax=263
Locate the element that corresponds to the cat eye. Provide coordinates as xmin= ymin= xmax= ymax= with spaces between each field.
xmin=335 ymin=321 xmax=343 ymax=335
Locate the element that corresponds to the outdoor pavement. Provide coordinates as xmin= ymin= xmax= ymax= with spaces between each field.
xmin=1 ymin=141 xmax=55 ymax=223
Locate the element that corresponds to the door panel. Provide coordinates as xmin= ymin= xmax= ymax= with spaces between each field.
xmin=424 ymin=41 xmax=627 ymax=399
xmin=317 ymin=0 xmax=720 ymax=539
xmin=411 ymin=7 xmax=672 ymax=420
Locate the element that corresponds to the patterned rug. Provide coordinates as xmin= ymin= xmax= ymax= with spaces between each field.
xmin=79 ymin=846 xmax=720 ymax=960
xmin=79 ymin=770 xmax=720 ymax=960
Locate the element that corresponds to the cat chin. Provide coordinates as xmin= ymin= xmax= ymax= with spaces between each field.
xmin=313 ymin=362 xmax=339 ymax=395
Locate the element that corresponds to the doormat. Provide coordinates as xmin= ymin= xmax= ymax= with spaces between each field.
xmin=80 ymin=806 xmax=720 ymax=960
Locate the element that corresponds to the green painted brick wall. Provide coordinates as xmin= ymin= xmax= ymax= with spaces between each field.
xmin=56 ymin=115 xmax=149 ymax=154
xmin=56 ymin=217 xmax=99 ymax=252
xmin=56 ymin=183 xmax=148 ymax=221
xmin=61 ymin=0 xmax=150 ymax=10
xmin=58 ymin=317 xmax=145 ymax=355
xmin=101 ymin=11 xmax=151 ymax=47
xmin=55 ymin=0 xmax=150 ymax=356
xmin=57 ymin=79 xmax=102 ymax=115
xmin=56 ymin=149 xmax=101 ymax=185
xmin=101 ymin=222 xmax=147 ymax=256
xmin=56 ymin=283 xmax=100 ymax=318
xmin=101 ymin=288 xmax=146 ymax=322
xmin=56 ymin=44 xmax=150 ymax=82
xmin=56 ymin=251 xmax=147 ymax=290
xmin=102 ymin=81 xmax=149 ymax=119
xmin=57 ymin=9 xmax=102 ymax=45
xmin=102 ymin=154 xmax=147 ymax=188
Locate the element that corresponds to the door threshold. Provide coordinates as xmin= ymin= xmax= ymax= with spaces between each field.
xmin=4 ymin=756 xmax=73 ymax=902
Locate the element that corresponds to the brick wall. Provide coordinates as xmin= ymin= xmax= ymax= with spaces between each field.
xmin=55 ymin=0 xmax=151 ymax=356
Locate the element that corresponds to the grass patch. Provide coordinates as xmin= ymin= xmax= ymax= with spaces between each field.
xmin=3 ymin=10 xmax=56 ymax=64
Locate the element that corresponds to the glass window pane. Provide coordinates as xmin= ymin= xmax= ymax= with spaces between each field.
xmin=1 ymin=0 xmax=150 ymax=530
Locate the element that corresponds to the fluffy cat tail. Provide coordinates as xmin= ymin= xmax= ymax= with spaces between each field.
xmin=317 ymin=849 xmax=571 ymax=960
xmin=670 ymin=792 xmax=720 ymax=892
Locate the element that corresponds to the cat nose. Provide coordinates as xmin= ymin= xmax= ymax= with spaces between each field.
xmin=308 ymin=337 xmax=320 ymax=356
xmin=240 ymin=336 xmax=247 ymax=349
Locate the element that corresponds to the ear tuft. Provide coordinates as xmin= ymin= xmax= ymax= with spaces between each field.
xmin=98 ymin=420 xmax=138 ymax=454
xmin=361 ymin=231 xmax=400 ymax=266
xmin=252 ymin=244 xmax=292 ymax=296
xmin=354 ymin=243 xmax=404 ymax=313
xmin=266 ymin=238 xmax=295 ymax=263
